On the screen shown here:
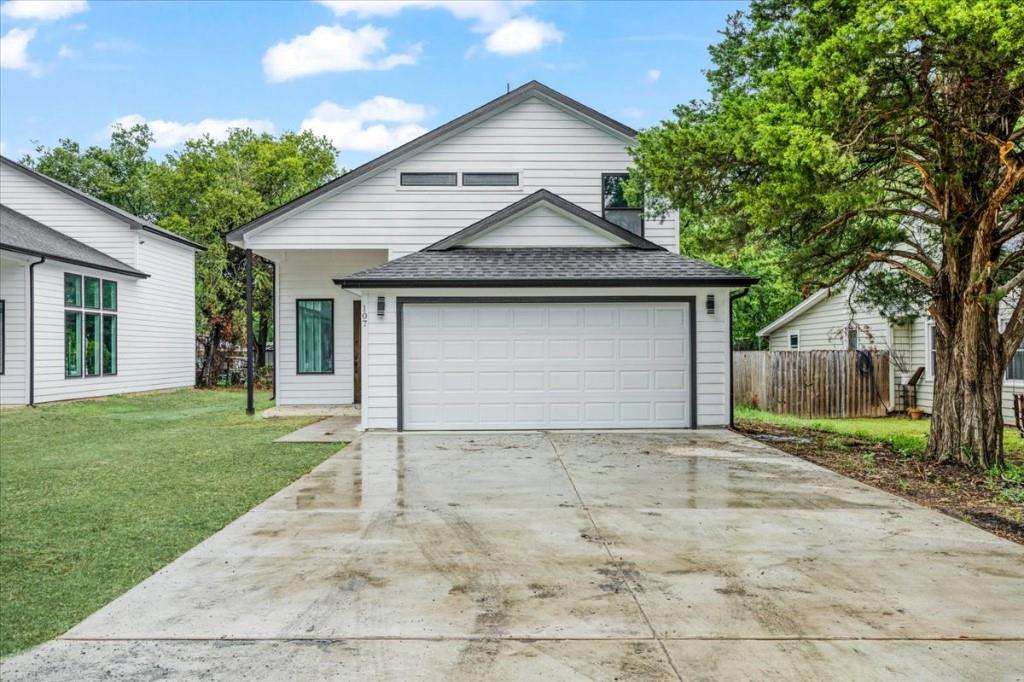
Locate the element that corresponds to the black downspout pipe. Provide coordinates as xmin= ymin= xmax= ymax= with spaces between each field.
xmin=245 ymin=249 xmax=255 ymax=416
xmin=28 ymin=257 xmax=45 ymax=407
xmin=269 ymin=260 xmax=275 ymax=403
xmin=728 ymin=287 xmax=751 ymax=428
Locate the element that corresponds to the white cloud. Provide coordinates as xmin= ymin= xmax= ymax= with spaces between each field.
xmin=484 ymin=17 xmax=562 ymax=55
xmin=301 ymin=96 xmax=429 ymax=153
xmin=0 ymin=0 xmax=87 ymax=21
xmin=317 ymin=1 xmax=528 ymax=30
xmin=111 ymin=114 xmax=275 ymax=148
xmin=0 ymin=27 xmax=39 ymax=73
xmin=57 ymin=44 xmax=78 ymax=58
xmin=262 ymin=24 xmax=420 ymax=82
xmin=646 ymin=68 xmax=661 ymax=83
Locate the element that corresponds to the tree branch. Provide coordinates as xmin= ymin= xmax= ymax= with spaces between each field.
xmin=900 ymin=155 xmax=943 ymax=212
xmin=865 ymin=251 xmax=934 ymax=288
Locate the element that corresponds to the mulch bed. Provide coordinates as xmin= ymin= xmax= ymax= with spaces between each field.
xmin=733 ymin=420 xmax=1024 ymax=545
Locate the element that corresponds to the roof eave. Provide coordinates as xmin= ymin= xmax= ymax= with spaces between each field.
xmin=0 ymin=244 xmax=150 ymax=278
xmin=756 ymin=287 xmax=831 ymax=336
xmin=334 ymin=277 xmax=759 ymax=289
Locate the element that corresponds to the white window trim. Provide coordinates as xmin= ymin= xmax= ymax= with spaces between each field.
xmin=394 ymin=169 xmax=525 ymax=193
xmin=1003 ymin=316 xmax=1024 ymax=384
xmin=787 ymin=329 xmax=801 ymax=350
xmin=925 ymin=320 xmax=935 ymax=381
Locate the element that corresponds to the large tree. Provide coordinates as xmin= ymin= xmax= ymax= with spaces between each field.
xmin=25 ymin=126 xmax=339 ymax=386
xmin=628 ymin=0 xmax=1023 ymax=468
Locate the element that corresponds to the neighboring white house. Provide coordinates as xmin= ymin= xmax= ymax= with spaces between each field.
xmin=0 ymin=156 xmax=203 ymax=407
xmin=758 ymin=281 xmax=1023 ymax=422
xmin=228 ymin=81 xmax=756 ymax=431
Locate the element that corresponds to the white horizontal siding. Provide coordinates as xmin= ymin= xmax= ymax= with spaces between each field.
xmin=465 ymin=204 xmax=627 ymax=248
xmin=272 ymin=250 xmax=387 ymax=406
xmin=30 ymin=234 xmax=196 ymax=404
xmin=768 ymin=286 xmax=890 ymax=352
xmin=244 ymin=97 xmax=679 ymax=256
xmin=359 ymin=286 xmax=731 ymax=430
xmin=0 ymin=164 xmax=138 ymax=266
xmin=0 ymin=256 xmax=28 ymax=405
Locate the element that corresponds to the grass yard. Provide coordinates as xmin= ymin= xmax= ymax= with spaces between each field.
xmin=735 ymin=406 xmax=1024 ymax=461
xmin=0 ymin=389 xmax=339 ymax=658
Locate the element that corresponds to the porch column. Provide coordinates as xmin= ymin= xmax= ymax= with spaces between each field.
xmin=245 ymin=248 xmax=255 ymax=415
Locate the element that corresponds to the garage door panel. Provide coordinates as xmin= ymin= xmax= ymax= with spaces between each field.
xmin=402 ymin=301 xmax=690 ymax=430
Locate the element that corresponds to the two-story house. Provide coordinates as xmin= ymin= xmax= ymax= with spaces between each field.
xmin=228 ymin=82 xmax=756 ymax=431
xmin=0 ymin=156 xmax=203 ymax=406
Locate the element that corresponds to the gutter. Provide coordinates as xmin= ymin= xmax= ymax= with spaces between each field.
xmin=28 ymin=256 xmax=45 ymax=407
xmin=729 ymin=287 xmax=752 ymax=428
xmin=333 ymin=277 xmax=761 ymax=289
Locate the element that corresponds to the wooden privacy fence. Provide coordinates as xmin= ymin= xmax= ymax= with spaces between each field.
xmin=733 ymin=350 xmax=890 ymax=418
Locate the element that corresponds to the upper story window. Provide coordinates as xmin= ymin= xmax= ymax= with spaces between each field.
xmin=400 ymin=172 xmax=457 ymax=187
xmin=462 ymin=172 xmax=519 ymax=187
xmin=602 ymin=173 xmax=643 ymax=236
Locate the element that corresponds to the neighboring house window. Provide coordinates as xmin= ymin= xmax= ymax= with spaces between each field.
xmin=462 ymin=172 xmax=518 ymax=187
xmin=788 ymin=330 xmax=800 ymax=350
xmin=602 ymin=173 xmax=643 ymax=236
xmin=297 ymin=299 xmax=334 ymax=374
xmin=0 ymin=300 xmax=5 ymax=375
xmin=925 ymin=321 xmax=936 ymax=380
xmin=64 ymin=273 xmax=118 ymax=378
xmin=847 ymin=324 xmax=859 ymax=350
xmin=400 ymin=172 xmax=457 ymax=187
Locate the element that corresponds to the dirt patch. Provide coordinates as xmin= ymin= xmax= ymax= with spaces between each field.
xmin=734 ymin=420 xmax=1024 ymax=544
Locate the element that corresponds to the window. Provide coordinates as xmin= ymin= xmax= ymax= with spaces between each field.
xmin=1004 ymin=318 xmax=1024 ymax=382
xmin=788 ymin=330 xmax=800 ymax=350
xmin=0 ymin=300 xmax=5 ymax=375
xmin=400 ymin=172 xmax=457 ymax=187
xmin=925 ymin=321 xmax=936 ymax=379
xmin=602 ymin=173 xmax=643 ymax=236
xmin=847 ymin=324 xmax=859 ymax=350
xmin=462 ymin=172 xmax=519 ymax=187
xmin=65 ymin=273 xmax=117 ymax=378
xmin=297 ymin=299 xmax=334 ymax=374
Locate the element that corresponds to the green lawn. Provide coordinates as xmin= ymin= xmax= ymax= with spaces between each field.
xmin=735 ymin=406 xmax=1024 ymax=461
xmin=0 ymin=389 xmax=339 ymax=657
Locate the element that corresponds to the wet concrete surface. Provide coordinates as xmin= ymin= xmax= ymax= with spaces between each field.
xmin=274 ymin=415 xmax=361 ymax=443
xmin=3 ymin=430 xmax=1022 ymax=681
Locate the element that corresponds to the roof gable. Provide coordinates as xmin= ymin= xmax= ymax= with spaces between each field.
xmin=0 ymin=156 xmax=204 ymax=251
xmin=227 ymin=81 xmax=638 ymax=245
xmin=426 ymin=190 xmax=661 ymax=251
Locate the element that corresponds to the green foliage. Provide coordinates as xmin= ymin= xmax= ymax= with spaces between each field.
xmin=854 ymin=269 xmax=929 ymax=325
xmin=0 ymin=389 xmax=338 ymax=656
xmin=24 ymin=126 xmax=340 ymax=379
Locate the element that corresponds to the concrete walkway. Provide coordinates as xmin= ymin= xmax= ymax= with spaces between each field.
xmin=274 ymin=415 xmax=361 ymax=443
xmin=3 ymin=431 xmax=1022 ymax=681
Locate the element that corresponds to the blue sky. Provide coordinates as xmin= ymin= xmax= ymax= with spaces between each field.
xmin=0 ymin=0 xmax=746 ymax=168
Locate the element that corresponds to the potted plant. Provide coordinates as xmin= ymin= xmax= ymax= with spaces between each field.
xmin=908 ymin=407 xmax=925 ymax=421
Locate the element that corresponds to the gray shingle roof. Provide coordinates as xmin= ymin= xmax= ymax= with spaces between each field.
xmin=0 ymin=204 xmax=148 ymax=278
xmin=0 ymin=156 xmax=205 ymax=251
xmin=334 ymin=248 xmax=757 ymax=288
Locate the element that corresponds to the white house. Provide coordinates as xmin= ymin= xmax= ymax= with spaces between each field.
xmin=228 ymin=81 xmax=756 ymax=431
xmin=0 ymin=156 xmax=203 ymax=407
xmin=758 ymin=282 xmax=1023 ymax=422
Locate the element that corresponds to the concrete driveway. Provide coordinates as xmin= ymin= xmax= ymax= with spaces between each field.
xmin=4 ymin=431 xmax=1023 ymax=681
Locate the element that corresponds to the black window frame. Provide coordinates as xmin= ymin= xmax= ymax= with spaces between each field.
xmin=296 ymin=298 xmax=335 ymax=375
xmin=400 ymin=172 xmax=458 ymax=187
xmin=64 ymin=272 xmax=118 ymax=378
xmin=462 ymin=172 xmax=519 ymax=187
xmin=601 ymin=172 xmax=644 ymax=237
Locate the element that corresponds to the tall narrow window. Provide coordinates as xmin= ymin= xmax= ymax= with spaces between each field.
xmin=84 ymin=313 xmax=102 ymax=376
xmin=103 ymin=315 xmax=117 ymax=375
xmin=65 ymin=273 xmax=118 ymax=378
xmin=297 ymin=299 xmax=334 ymax=374
xmin=602 ymin=173 xmax=643 ymax=235
xmin=84 ymin=277 xmax=101 ymax=309
xmin=926 ymin=322 xmax=936 ymax=379
xmin=65 ymin=311 xmax=82 ymax=377
xmin=847 ymin=324 xmax=859 ymax=350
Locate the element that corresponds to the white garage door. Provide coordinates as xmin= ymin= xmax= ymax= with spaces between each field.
xmin=401 ymin=300 xmax=691 ymax=430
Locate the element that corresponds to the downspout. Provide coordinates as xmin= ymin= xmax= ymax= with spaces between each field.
xmin=28 ymin=257 xmax=45 ymax=407
xmin=245 ymin=248 xmax=255 ymax=416
xmin=269 ymin=260 xmax=276 ymax=403
xmin=728 ymin=287 xmax=751 ymax=428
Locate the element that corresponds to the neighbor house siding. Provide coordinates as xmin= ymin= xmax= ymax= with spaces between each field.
xmin=767 ymin=287 xmax=891 ymax=352
xmin=242 ymin=97 xmax=679 ymax=257
xmin=357 ymin=286 xmax=731 ymax=430
xmin=0 ymin=163 xmax=139 ymax=267
xmin=270 ymin=250 xmax=387 ymax=406
xmin=31 ymin=233 xmax=196 ymax=403
xmin=0 ymin=256 xmax=28 ymax=405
